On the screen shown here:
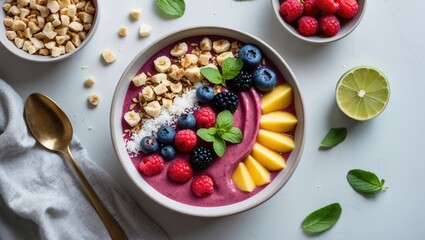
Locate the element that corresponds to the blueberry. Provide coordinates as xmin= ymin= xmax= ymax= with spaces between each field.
xmin=178 ymin=113 xmax=196 ymax=129
xmin=238 ymin=44 xmax=263 ymax=70
xmin=160 ymin=145 xmax=176 ymax=161
xmin=140 ymin=136 xmax=159 ymax=154
xmin=253 ymin=67 xmax=277 ymax=92
xmin=157 ymin=125 xmax=176 ymax=144
xmin=196 ymin=85 xmax=215 ymax=103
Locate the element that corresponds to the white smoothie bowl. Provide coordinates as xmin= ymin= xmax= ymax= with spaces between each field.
xmin=110 ymin=26 xmax=305 ymax=217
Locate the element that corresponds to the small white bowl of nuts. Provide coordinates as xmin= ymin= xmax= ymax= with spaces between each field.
xmin=1 ymin=0 xmax=98 ymax=62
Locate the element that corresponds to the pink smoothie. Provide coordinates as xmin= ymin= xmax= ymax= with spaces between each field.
xmin=121 ymin=35 xmax=297 ymax=207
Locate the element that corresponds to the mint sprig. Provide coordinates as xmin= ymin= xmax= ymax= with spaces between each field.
xmin=347 ymin=169 xmax=387 ymax=194
xmin=320 ymin=127 xmax=347 ymax=149
xmin=200 ymin=58 xmax=243 ymax=86
xmin=155 ymin=0 xmax=185 ymax=17
xmin=302 ymin=203 xmax=342 ymax=234
xmin=197 ymin=110 xmax=243 ymax=157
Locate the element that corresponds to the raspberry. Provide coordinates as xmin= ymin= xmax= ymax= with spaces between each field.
xmin=167 ymin=159 xmax=193 ymax=184
xmin=173 ymin=129 xmax=197 ymax=153
xmin=319 ymin=14 xmax=340 ymax=37
xmin=191 ymin=175 xmax=214 ymax=197
xmin=336 ymin=0 xmax=358 ymax=19
xmin=303 ymin=0 xmax=320 ymax=17
xmin=190 ymin=146 xmax=214 ymax=170
xmin=317 ymin=0 xmax=339 ymax=14
xmin=279 ymin=0 xmax=304 ymax=23
xmin=195 ymin=107 xmax=216 ymax=129
xmin=297 ymin=16 xmax=319 ymax=37
xmin=212 ymin=91 xmax=239 ymax=113
xmin=139 ymin=154 xmax=164 ymax=176
xmin=229 ymin=70 xmax=253 ymax=92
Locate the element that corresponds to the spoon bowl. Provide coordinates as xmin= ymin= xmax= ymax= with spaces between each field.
xmin=24 ymin=93 xmax=127 ymax=240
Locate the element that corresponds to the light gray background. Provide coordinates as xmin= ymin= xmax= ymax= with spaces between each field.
xmin=1 ymin=0 xmax=424 ymax=239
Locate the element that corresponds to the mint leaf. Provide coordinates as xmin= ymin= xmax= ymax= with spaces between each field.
xmin=200 ymin=67 xmax=223 ymax=85
xmin=197 ymin=128 xmax=215 ymax=142
xmin=320 ymin=128 xmax=347 ymax=149
xmin=221 ymin=127 xmax=242 ymax=143
xmin=347 ymin=169 xmax=386 ymax=194
xmin=302 ymin=203 xmax=342 ymax=234
xmin=213 ymin=137 xmax=226 ymax=157
xmin=222 ymin=58 xmax=243 ymax=80
xmin=216 ymin=110 xmax=233 ymax=131
xmin=207 ymin=127 xmax=217 ymax=135
xmin=155 ymin=0 xmax=185 ymax=17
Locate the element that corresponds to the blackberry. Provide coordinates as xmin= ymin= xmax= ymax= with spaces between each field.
xmin=229 ymin=71 xmax=253 ymax=92
xmin=212 ymin=91 xmax=239 ymax=113
xmin=190 ymin=146 xmax=214 ymax=170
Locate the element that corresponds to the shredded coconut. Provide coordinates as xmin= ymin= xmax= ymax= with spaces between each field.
xmin=125 ymin=83 xmax=201 ymax=156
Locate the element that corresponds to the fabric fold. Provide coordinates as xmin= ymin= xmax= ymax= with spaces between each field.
xmin=0 ymin=79 xmax=168 ymax=240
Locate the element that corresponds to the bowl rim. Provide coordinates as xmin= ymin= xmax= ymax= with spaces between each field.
xmin=270 ymin=0 xmax=367 ymax=44
xmin=0 ymin=0 xmax=99 ymax=62
xmin=110 ymin=26 xmax=306 ymax=217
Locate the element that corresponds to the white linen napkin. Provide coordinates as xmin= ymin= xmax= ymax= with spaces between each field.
xmin=0 ymin=79 xmax=168 ymax=240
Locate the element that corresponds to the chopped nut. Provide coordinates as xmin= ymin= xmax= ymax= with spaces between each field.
xmin=8 ymin=5 xmax=20 ymax=16
xmin=67 ymin=4 xmax=76 ymax=16
xmin=37 ymin=16 xmax=45 ymax=28
xmin=84 ymin=2 xmax=95 ymax=14
xmin=28 ymin=21 xmax=41 ymax=34
xmin=39 ymin=48 xmax=49 ymax=56
xmin=30 ymin=37 xmax=44 ymax=49
xmin=47 ymin=0 xmax=60 ymax=13
xmin=2 ymin=3 xmax=11 ymax=12
xmin=57 ymin=0 xmax=71 ymax=8
xmin=22 ymin=40 xmax=31 ymax=51
xmin=27 ymin=45 xmax=37 ymax=54
xmin=60 ymin=14 xmax=70 ymax=26
xmin=78 ymin=12 xmax=93 ymax=23
xmin=14 ymin=37 xmax=24 ymax=48
xmin=83 ymin=23 xmax=91 ymax=31
xmin=101 ymin=49 xmax=116 ymax=63
xmin=3 ymin=17 xmax=14 ymax=28
xmin=52 ymin=18 xmax=61 ymax=27
xmin=19 ymin=8 xmax=30 ymax=19
xmin=55 ymin=26 xmax=68 ymax=36
xmin=118 ymin=26 xmax=127 ymax=37
xmin=51 ymin=46 xmax=62 ymax=57
xmin=6 ymin=31 xmax=17 ymax=40
xmin=12 ymin=20 xmax=27 ymax=31
xmin=129 ymin=8 xmax=141 ymax=20
xmin=88 ymin=94 xmax=100 ymax=107
xmin=198 ymin=52 xmax=212 ymax=65
xmin=84 ymin=76 xmax=95 ymax=88
xmin=36 ymin=5 xmax=49 ymax=18
xmin=23 ymin=27 xmax=32 ymax=38
xmin=71 ymin=34 xmax=81 ymax=46
xmin=75 ymin=1 xmax=86 ymax=9
xmin=65 ymin=41 xmax=75 ymax=53
xmin=139 ymin=23 xmax=151 ymax=37
xmin=69 ymin=21 xmax=83 ymax=32
xmin=44 ymin=41 xmax=55 ymax=49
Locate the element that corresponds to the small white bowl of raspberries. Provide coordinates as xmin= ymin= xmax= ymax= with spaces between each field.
xmin=271 ymin=0 xmax=366 ymax=44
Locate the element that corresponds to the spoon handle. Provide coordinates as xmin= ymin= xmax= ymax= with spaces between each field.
xmin=62 ymin=147 xmax=128 ymax=240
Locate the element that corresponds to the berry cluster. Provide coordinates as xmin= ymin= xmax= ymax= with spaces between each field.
xmin=279 ymin=0 xmax=359 ymax=37
xmin=138 ymin=106 xmax=218 ymax=197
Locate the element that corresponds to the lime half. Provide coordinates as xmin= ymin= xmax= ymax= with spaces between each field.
xmin=336 ymin=66 xmax=390 ymax=121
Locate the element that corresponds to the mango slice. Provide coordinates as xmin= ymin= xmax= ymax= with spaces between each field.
xmin=251 ymin=143 xmax=286 ymax=171
xmin=244 ymin=155 xmax=270 ymax=186
xmin=260 ymin=111 xmax=297 ymax=133
xmin=261 ymin=83 xmax=293 ymax=114
xmin=232 ymin=162 xmax=256 ymax=192
xmin=257 ymin=129 xmax=295 ymax=153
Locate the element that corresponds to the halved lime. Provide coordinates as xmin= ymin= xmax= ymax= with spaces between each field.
xmin=336 ymin=66 xmax=390 ymax=121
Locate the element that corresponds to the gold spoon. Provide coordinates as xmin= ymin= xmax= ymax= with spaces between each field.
xmin=24 ymin=93 xmax=127 ymax=240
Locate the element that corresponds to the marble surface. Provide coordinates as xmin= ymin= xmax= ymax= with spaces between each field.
xmin=1 ymin=0 xmax=425 ymax=239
